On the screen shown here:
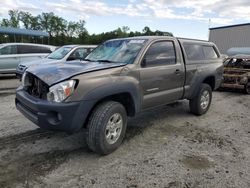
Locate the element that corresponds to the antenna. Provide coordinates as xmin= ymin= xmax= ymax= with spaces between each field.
xmin=208 ymin=18 xmax=211 ymax=41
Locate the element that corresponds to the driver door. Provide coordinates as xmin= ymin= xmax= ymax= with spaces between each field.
xmin=139 ymin=40 xmax=185 ymax=109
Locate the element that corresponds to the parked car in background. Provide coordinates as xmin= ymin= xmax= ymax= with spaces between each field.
xmin=0 ymin=43 xmax=56 ymax=74
xmin=221 ymin=55 xmax=250 ymax=94
xmin=16 ymin=45 xmax=97 ymax=78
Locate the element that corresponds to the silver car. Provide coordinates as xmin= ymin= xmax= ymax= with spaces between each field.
xmin=16 ymin=45 xmax=97 ymax=77
xmin=0 ymin=43 xmax=56 ymax=74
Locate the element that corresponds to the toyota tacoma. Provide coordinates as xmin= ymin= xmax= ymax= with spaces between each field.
xmin=16 ymin=36 xmax=223 ymax=154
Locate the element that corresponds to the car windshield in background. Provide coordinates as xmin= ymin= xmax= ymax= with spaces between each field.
xmin=86 ymin=39 xmax=147 ymax=64
xmin=47 ymin=47 xmax=72 ymax=60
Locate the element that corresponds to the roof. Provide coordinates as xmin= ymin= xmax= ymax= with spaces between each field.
xmin=209 ymin=23 xmax=250 ymax=30
xmin=109 ymin=36 xmax=175 ymax=41
xmin=0 ymin=43 xmax=56 ymax=49
xmin=108 ymin=36 xmax=209 ymax=43
xmin=0 ymin=27 xmax=49 ymax=37
xmin=226 ymin=54 xmax=250 ymax=59
xmin=63 ymin=45 xmax=97 ymax=48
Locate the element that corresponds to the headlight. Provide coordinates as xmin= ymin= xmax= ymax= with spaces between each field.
xmin=21 ymin=71 xmax=31 ymax=87
xmin=47 ymin=80 xmax=76 ymax=102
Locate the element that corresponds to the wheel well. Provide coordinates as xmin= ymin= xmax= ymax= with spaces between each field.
xmin=203 ymin=76 xmax=215 ymax=90
xmin=83 ymin=92 xmax=136 ymax=128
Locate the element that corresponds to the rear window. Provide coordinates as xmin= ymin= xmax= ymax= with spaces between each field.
xmin=203 ymin=46 xmax=218 ymax=59
xmin=183 ymin=43 xmax=218 ymax=61
xmin=17 ymin=45 xmax=51 ymax=54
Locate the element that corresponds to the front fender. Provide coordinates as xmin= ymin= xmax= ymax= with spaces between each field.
xmin=82 ymin=81 xmax=141 ymax=113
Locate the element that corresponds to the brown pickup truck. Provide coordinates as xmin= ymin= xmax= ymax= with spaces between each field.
xmin=16 ymin=36 xmax=223 ymax=154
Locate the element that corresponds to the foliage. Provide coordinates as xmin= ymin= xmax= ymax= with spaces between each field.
xmin=0 ymin=9 xmax=173 ymax=45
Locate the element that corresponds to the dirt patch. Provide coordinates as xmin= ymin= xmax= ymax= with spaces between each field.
xmin=182 ymin=155 xmax=214 ymax=170
xmin=157 ymin=122 xmax=235 ymax=150
xmin=0 ymin=150 xmax=72 ymax=188
xmin=0 ymin=129 xmax=66 ymax=150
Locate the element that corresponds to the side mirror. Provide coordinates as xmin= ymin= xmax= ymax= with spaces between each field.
xmin=67 ymin=55 xmax=76 ymax=61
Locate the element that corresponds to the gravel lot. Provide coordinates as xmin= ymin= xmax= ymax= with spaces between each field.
xmin=0 ymin=77 xmax=249 ymax=188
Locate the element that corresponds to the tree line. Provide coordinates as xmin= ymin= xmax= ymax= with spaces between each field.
xmin=0 ymin=10 xmax=173 ymax=45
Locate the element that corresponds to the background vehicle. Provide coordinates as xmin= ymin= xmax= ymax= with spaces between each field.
xmin=221 ymin=55 xmax=250 ymax=94
xmin=16 ymin=44 xmax=97 ymax=77
xmin=16 ymin=36 xmax=223 ymax=155
xmin=227 ymin=47 xmax=250 ymax=56
xmin=0 ymin=43 xmax=56 ymax=74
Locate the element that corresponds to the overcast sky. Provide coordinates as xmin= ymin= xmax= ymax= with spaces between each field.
xmin=0 ymin=0 xmax=249 ymax=39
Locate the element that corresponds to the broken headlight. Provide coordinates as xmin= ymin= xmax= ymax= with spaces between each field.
xmin=47 ymin=80 xmax=76 ymax=102
xmin=21 ymin=71 xmax=32 ymax=88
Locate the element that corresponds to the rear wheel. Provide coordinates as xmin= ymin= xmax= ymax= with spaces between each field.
xmin=244 ymin=82 xmax=250 ymax=94
xmin=86 ymin=101 xmax=127 ymax=155
xmin=189 ymin=83 xmax=212 ymax=115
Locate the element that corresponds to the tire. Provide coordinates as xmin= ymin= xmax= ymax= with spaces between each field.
xmin=189 ymin=83 xmax=212 ymax=116
xmin=86 ymin=101 xmax=127 ymax=155
xmin=244 ymin=82 xmax=250 ymax=94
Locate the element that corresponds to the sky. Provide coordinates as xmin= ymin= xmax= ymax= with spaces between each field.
xmin=0 ymin=0 xmax=250 ymax=40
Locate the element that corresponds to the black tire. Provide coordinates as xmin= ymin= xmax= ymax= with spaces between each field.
xmin=189 ymin=83 xmax=212 ymax=116
xmin=244 ymin=82 xmax=250 ymax=94
xmin=86 ymin=101 xmax=127 ymax=155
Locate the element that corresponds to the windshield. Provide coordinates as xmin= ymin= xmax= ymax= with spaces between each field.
xmin=85 ymin=39 xmax=147 ymax=64
xmin=47 ymin=46 xmax=72 ymax=60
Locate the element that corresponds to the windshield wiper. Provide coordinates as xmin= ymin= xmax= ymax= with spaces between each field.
xmin=83 ymin=58 xmax=93 ymax=62
xmin=96 ymin=59 xmax=114 ymax=63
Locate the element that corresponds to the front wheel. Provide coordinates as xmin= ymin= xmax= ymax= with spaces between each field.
xmin=189 ymin=83 xmax=212 ymax=116
xmin=244 ymin=82 xmax=250 ymax=94
xmin=86 ymin=101 xmax=127 ymax=155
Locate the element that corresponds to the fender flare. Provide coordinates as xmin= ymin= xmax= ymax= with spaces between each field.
xmin=82 ymin=82 xmax=141 ymax=113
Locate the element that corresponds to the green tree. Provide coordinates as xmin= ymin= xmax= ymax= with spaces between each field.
xmin=19 ymin=11 xmax=33 ymax=29
xmin=8 ymin=10 xmax=20 ymax=27
xmin=0 ymin=18 xmax=10 ymax=27
xmin=37 ymin=12 xmax=53 ymax=36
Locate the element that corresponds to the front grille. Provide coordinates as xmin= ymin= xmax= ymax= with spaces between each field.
xmin=25 ymin=72 xmax=49 ymax=100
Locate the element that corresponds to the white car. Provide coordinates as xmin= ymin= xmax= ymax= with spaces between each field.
xmin=16 ymin=45 xmax=97 ymax=77
xmin=0 ymin=43 xmax=56 ymax=74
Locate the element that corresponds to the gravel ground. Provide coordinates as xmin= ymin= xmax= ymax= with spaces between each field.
xmin=0 ymin=78 xmax=249 ymax=188
xmin=0 ymin=75 xmax=20 ymax=90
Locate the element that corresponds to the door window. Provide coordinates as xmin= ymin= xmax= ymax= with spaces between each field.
xmin=68 ymin=48 xmax=88 ymax=60
xmin=143 ymin=41 xmax=176 ymax=67
xmin=18 ymin=45 xmax=51 ymax=54
xmin=0 ymin=45 xmax=17 ymax=55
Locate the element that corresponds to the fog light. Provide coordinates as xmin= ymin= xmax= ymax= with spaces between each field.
xmin=47 ymin=111 xmax=62 ymax=125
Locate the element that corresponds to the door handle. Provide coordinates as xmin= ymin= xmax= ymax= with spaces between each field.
xmin=175 ymin=69 xmax=181 ymax=74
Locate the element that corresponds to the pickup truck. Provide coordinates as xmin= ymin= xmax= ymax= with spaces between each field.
xmin=16 ymin=36 xmax=223 ymax=154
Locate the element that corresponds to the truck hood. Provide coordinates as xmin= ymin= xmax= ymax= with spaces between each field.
xmin=26 ymin=61 xmax=126 ymax=86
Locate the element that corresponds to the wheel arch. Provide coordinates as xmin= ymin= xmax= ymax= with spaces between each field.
xmin=202 ymin=76 xmax=216 ymax=90
xmin=82 ymin=83 xmax=141 ymax=128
